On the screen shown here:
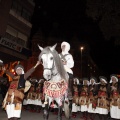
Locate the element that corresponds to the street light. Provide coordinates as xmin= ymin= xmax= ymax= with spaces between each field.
xmin=80 ymin=46 xmax=84 ymax=79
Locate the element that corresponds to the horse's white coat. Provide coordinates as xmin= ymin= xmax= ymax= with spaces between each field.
xmin=38 ymin=44 xmax=68 ymax=107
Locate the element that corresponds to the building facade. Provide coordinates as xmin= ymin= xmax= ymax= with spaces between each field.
xmin=0 ymin=0 xmax=35 ymax=64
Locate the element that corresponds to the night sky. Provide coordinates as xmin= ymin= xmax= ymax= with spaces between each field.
xmin=31 ymin=0 xmax=120 ymax=75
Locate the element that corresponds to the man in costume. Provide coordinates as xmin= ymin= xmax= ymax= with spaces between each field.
xmin=109 ymin=74 xmax=120 ymax=119
xmin=96 ymin=76 xmax=109 ymax=120
xmin=2 ymin=61 xmax=40 ymax=120
xmin=72 ymin=77 xmax=80 ymax=118
xmin=79 ymin=78 xmax=89 ymax=120
xmin=59 ymin=41 xmax=74 ymax=100
xmin=88 ymin=77 xmax=98 ymax=120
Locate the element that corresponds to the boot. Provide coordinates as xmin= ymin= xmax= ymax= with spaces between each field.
xmin=68 ymin=89 xmax=73 ymax=100
xmin=68 ymin=73 xmax=73 ymax=100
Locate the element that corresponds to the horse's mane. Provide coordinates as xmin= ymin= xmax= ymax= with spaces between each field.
xmin=38 ymin=47 xmax=68 ymax=82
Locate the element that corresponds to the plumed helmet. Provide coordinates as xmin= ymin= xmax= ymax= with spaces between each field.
xmin=83 ymin=77 xmax=89 ymax=81
xmin=90 ymin=76 xmax=97 ymax=82
xmin=99 ymin=76 xmax=107 ymax=84
xmin=73 ymin=77 xmax=80 ymax=85
xmin=82 ymin=77 xmax=89 ymax=85
xmin=110 ymin=74 xmax=118 ymax=83
xmin=90 ymin=76 xmax=97 ymax=84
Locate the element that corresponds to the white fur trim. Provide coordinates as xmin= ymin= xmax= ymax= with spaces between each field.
xmin=100 ymin=78 xmax=107 ymax=83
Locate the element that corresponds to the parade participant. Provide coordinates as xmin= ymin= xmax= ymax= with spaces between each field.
xmin=22 ymin=76 xmax=32 ymax=110
xmin=0 ymin=60 xmax=4 ymax=105
xmin=59 ymin=41 xmax=74 ymax=100
xmin=79 ymin=78 xmax=89 ymax=120
xmin=2 ymin=61 xmax=40 ymax=120
xmin=27 ymin=81 xmax=36 ymax=112
xmin=0 ymin=73 xmax=10 ymax=102
xmin=88 ymin=77 xmax=98 ymax=120
xmin=109 ymin=74 xmax=120 ymax=119
xmin=72 ymin=77 xmax=80 ymax=118
xmin=96 ymin=76 xmax=109 ymax=120
xmin=34 ymin=79 xmax=43 ymax=113
xmin=0 ymin=60 xmax=4 ymax=76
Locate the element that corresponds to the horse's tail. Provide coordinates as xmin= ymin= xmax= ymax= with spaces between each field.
xmin=63 ymin=101 xmax=71 ymax=119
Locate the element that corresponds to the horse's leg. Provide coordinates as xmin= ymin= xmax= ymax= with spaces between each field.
xmin=67 ymin=75 xmax=73 ymax=119
xmin=69 ymin=100 xmax=72 ymax=119
xmin=43 ymin=99 xmax=49 ymax=120
xmin=57 ymin=105 xmax=63 ymax=120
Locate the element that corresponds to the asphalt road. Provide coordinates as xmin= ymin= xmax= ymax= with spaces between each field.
xmin=0 ymin=106 xmax=102 ymax=120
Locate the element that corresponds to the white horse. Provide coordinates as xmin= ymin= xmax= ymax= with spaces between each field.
xmin=38 ymin=44 xmax=71 ymax=120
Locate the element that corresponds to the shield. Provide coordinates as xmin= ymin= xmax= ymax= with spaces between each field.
xmin=24 ymin=81 xmax=31 ymax=93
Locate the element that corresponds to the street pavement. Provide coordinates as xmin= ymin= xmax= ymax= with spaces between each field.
xmin=0 ymin=106 xmax=100 ymax=120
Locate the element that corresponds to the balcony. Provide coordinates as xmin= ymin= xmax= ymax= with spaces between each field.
xmin=9 ymin=9 xmax=32 ymax=28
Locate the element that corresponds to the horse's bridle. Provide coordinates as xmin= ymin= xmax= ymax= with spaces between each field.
xmin=42 ymin=59 xmax=58 ymax=77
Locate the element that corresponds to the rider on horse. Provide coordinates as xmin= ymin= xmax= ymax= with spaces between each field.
xmin=59 ymin=41 xmax=74 ymax=100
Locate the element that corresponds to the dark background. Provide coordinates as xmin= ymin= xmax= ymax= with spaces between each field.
xmin=30 ymin=0 xmax=120 ymax=75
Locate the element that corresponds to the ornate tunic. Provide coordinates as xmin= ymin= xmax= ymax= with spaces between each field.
xmin=2 ymin=67 xmax=35 ymax=109
xmin=97 ymin=84 xmax=109 ymax=110
xmin=109 ymin=82 xmax=120 ymax=119
xmin=88 ymin=84 xmax=98 ymax=109
xmin=73 ymin=85 xmax=79 ymax=105
xmin=79 ymin=85 xmax=89 ymax=106
xmin=110 ymin=82 xmax=120 ymax=107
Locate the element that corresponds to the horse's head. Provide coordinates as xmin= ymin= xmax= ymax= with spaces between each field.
xmin=38 ymin=44 xmax=69 ymax=82
xmin=38 ymin=44 xmax=57 ymax=80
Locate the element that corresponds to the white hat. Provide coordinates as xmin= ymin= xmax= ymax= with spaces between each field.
xmin=99 ymin=76 xmax=107 ymax=84
xmin=89 ymin=77 xmax=97 ymax=85
xmin=110 ymin=74 xmax=118 ymax=83
xmin=61 ymin=41 xmax=70 ymax=52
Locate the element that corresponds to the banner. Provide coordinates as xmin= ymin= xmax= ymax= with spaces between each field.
xmin=0 ymin=37 xmax=22 ymax=52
